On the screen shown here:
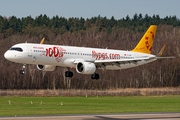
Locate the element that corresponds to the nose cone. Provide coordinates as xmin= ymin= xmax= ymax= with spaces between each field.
xmin=4 ymin=51 xmax=17 ymax=62
xmin=4 ymin=51 xmax=10 ymax=60
xmin=4 ymin=50 xmax=22 ymax=63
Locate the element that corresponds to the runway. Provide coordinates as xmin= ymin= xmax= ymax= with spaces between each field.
xmin=0 ymin=113 xmax=179 ymax=120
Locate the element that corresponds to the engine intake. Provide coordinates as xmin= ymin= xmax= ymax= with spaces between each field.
xmin=76 ymin=62 xmax=96 ymax=74
xmin=37 ymin=65 xmax=56 ymax=71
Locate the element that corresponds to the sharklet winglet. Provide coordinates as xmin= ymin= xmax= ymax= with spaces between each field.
xmin=40 ymin=38 xmax=45 ymax=44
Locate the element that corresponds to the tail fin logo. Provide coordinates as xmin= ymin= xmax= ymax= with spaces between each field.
xmin=145 ymin=31 xmax=155 ymax=51
xmin=132 ymin=25 xmax=157 ymax=54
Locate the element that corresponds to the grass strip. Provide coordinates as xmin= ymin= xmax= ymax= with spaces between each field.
xmin=0 ymin=95 xmax=179 ymax=116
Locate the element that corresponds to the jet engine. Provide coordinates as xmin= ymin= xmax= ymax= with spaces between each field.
xmin=76 ymin=62 xmax=96 ymax=74
xmin=37 ymin=65 xmax=56 ymax=71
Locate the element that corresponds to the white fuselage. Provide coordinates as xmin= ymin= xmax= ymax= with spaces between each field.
xmin=4 ymin=43 xmax=157 ymax=70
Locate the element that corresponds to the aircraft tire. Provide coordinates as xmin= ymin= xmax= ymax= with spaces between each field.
xmin=20 ymin=70 xmax=25 ymax=74
xmin=91 ymin=73 xmax=99 ymax=80
xmin=65 ymin=71 xmax=73 ymax=78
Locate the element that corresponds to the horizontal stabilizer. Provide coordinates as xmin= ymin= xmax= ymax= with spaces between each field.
xmin=156 ymin=56 xmax=175 ymax=59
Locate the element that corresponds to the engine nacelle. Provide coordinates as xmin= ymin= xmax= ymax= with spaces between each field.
xmin=76 ymin=62 xmax=96 ymax=74
xmin=37 ymin=65 xmax=56 ymax=71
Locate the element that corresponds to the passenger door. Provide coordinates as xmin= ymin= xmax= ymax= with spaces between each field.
xmin=27 ymin=45 xmax=35 ymax=62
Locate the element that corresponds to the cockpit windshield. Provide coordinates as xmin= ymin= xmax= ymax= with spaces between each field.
xmin=9 ymin=47 xmax=23 ymax=52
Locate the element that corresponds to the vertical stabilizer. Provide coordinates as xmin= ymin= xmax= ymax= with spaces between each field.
xmin=132 ymin=25 xmax=157 ymax=54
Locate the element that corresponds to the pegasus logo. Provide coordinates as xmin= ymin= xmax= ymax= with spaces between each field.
xmin=144 ymin=31 xmax=155 ymax=52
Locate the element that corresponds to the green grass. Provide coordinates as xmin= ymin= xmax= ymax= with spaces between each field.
xmin=0 ymin=96 xmax=180 ymax=116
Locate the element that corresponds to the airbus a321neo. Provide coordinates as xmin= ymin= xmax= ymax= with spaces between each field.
xmin=4 ymin=25 xmax=172 ymax=80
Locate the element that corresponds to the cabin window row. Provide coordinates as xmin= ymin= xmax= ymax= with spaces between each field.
xmin=33 ymin=50 xmax=92 ymax=56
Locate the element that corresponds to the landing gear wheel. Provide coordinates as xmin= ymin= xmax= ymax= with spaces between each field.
xmin=65 ymin=71 xmax=73 ymax=78
xmin=20 ymin=64 xmax=26 ymax=75
xmin=91 ymin=73 xmax=99 ymax=80
xmin=20 ymin=70 xmax=25 ymax=74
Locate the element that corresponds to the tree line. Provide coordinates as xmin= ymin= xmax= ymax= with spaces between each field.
xmin=0 ymin=14 xmax=179 ymax=36
xmin=0 ymin=14 xmax=180 ymax=89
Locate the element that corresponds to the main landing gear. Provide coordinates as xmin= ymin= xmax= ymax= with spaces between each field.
xmin=20 ymin=64 xmax=25 ymax=74
xmin=64 ymin=69 xmax=99 ymax=80
xmin=65 ymin=71 xmax=73 ymax=78
xmin=91 ymin=73 xmax=99 ymax=80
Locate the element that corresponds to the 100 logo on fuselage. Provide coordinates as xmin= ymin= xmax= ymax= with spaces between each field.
xmin=45 ymin=47 xmax=66 ymax=62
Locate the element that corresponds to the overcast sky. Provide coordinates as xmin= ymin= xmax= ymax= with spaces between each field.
xmin=0 ymin=0 xmax=179 ymax=19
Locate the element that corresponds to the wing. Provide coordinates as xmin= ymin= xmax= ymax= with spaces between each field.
xmin=94 ymin=57 xmax=152 ymax=69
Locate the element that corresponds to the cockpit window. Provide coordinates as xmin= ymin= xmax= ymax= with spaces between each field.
xmin=9 ymin=47 xmax=23 ymax=52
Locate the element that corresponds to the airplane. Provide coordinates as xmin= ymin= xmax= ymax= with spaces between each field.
xmin=4 ymin=25 xmax=173 ymax=80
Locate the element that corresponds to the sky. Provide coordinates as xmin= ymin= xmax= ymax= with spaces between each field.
xmin=0 ymin=0 xmax=179 ymax=19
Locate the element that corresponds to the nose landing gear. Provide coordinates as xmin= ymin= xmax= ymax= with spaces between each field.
xmin=20 ymin=64 xmax=25 ymax=74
